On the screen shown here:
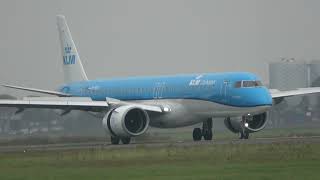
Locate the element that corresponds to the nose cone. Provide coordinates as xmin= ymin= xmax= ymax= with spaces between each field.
xmin=249 ymin=88 xmax=273 ymax=106
xmin=229 ymin=87 xmax=273 ymax=107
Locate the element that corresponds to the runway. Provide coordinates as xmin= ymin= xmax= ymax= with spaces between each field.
xmin=1 ymin=136 xmax=320 ymax=153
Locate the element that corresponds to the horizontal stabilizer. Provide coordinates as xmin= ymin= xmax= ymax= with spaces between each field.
xmin=2 ymin=84 xmax=71 ymax=97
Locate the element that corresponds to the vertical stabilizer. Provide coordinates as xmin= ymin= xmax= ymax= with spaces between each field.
xmin=56 ymin=15 xmax=88 ymax=83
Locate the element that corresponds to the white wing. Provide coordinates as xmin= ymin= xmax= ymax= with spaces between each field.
xmin=270 ymin=87 xmax=320 ymax=98
xmin=0 ymin=97 xmax=163 ymax=112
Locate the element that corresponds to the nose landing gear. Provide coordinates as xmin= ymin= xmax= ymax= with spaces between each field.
xmin=111 ymin=136 xmax=120 ymax=145
xmin=110 ymin=136 xmax=131 ymax=145
xmin=239 ymin=116 xmax=250 ymax=139
xmin=239 ymin=131 xmax=249 ymax=139
xmin=193 ymin=118 xmax=213 ymax=141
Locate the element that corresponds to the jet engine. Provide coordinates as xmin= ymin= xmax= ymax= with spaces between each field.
xmin=224 ymin=112 xmax=267 ymax=133
xmin=102 ymin=105 xmax=150 ymax=137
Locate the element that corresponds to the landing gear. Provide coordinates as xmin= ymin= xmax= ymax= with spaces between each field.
xmin=193 ymin=128 xmax=202 ymax=141
xmin=110 ymin=136 xmax=131 ymax=145
xmin=203 ymin=130 xmax=213 ymax=140
xmin=121 ymin=137 xmax=131 ymax=144
xmin=193 ymin=118 xmax=213 ymax=141
xmin=239 ymin=131 xmax=249 ymax=139
xmin=111 ymin=136 xmax=120 ymax=145
xmin=239 ymin=116 xmax=250 ymax=139
xmin=202 ymin=118 xmax=213 ymax=140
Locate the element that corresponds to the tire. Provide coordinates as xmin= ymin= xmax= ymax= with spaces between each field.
xmin=239 ymin=131 xmax=249 ymax=139
xmin=193 ymin=128 xmax=202 ymax=141
xmin=243 ymin=132 xmax=249 ymax=139
xmin=121 ymin=137 xmax=131 ymax=144
xmin=111 ymin=136 xmax=120 ymax=145
xmin=203 ymin=130 xmax=213 ymax=141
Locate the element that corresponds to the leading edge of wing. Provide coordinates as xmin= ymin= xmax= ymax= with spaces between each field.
xmin=0 ymin=97 xmax=108 ymax=111
xmin=0 ymin=97 xmax=163 ymax=112
xmin=270 ymin=87 xmax=320 ymax=98
xmin=2 ymin=84 xmax=71 ymax=97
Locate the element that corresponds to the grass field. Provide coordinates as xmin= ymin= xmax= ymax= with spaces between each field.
xmin=2 ymin=126 xmax=320 ymax=145
xmin=143 ymin=126 xmax=320 ymax=142
xmin=1 ymin=142 xmax=320 ymax=180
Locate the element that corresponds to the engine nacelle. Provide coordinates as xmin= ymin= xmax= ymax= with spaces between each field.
xmin=102 ymin=105 xmax=150 ymax=137
xmin=224 ymin=113 xmax=267 ymax=133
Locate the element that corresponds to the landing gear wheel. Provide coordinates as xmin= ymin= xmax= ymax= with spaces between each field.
xmin=244 ymin=132 xmax=249 ymax=139
xmin=203 ymin=130 xmax=213 ymax=140
xmin=202 ymin=118 xmax=213 ymax=141
xmin=111 ymin=136 xmax=120 ymax=145
xmin=193 ymin=128 xmax=202 ymax=141
xmin=121 ymin=137 xmax=131 ymax=144
xmin=239 ymin=131 xmax=249 ymax=139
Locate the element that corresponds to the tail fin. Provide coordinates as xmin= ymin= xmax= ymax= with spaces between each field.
xmin=56 ymin=15 xmax=88 ymax=83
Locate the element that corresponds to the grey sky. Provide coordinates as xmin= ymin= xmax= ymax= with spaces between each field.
xmin=0 ymin=0 xmax=320 ymax=97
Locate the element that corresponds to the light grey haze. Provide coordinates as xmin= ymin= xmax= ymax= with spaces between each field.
xmin=0 ymin=0 xmax=320 ymax=97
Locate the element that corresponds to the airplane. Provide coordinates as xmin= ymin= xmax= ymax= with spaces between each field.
xmin=1 ymin=15 xmax=320 ymax=144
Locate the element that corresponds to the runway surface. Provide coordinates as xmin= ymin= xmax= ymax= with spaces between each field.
xmin=1 ymin=136 xmax=320 ymax=153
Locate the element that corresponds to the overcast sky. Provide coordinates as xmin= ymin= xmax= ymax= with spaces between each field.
xmin=0 ymin=0 xmax=320 ymax=96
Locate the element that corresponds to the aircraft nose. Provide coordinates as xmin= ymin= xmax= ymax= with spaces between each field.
xmin=245 ymin=88 xmax=272 ymax=106
xmin=257 ymin=88 xmax=273 ymax=106
xmin=264 ymin=92 xmax=273 ymax=105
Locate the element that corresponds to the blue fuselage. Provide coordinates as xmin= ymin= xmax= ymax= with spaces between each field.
xmin=59 ymin=72 xmax=272 ymax=107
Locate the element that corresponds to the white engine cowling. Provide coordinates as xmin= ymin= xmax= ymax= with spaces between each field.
xmin=224 ymin=113 xmax=267 ymax=133
xmin=102 ymin=105 xmax=150 ymax=137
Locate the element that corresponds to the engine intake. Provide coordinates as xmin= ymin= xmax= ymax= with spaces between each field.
xmin=102 ymin=105 xmax=150 ymax=137
xmin=224 ymin=113 xmax=267 ymax=133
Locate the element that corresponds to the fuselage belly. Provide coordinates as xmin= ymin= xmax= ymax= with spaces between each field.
xmin=135 ymin=99 xmax=271 ymax=128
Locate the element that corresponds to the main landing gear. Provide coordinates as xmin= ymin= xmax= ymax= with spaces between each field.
xmin=193 ymin=118 xmax=213 ymax=141
xmin=111 ymin=136 xmax=131 ymax=145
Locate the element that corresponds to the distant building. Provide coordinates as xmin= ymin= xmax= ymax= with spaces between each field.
xmin=0 ymin=94 xmax=22 ymax=134
xmin=269 ymin=58 xmax=320 ymax=125
xmin=269 ymin=58 xmax=308 ymax=106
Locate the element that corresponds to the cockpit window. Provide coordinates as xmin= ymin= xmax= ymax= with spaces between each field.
xmin=234 ymin=80 xmax=263 ymax=88
xmin=255 ymin=81 xmax=263 ymax=86
xmin=243 ymin=81 xmax=256 ymax=87
xmin=234 ymin=81 xmax=242 ymax=88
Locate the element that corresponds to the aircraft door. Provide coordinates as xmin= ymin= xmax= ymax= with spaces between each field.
xmin=221 ymin=80 xmax=230 ymax=103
